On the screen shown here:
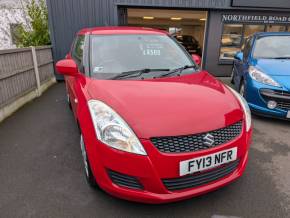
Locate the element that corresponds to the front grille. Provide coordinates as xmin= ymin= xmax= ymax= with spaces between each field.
xmin=108 ymin=170 xmax=143 ymax=190
xmin=277 ymin=102 xmax=290 ymax=110
xmin=150 ymin=121 xmax=242 ymax=153
xmin=260 ymin=89 xmax=290 ymax=110
xmin=162 ymin=159 xmax=240 ymax=191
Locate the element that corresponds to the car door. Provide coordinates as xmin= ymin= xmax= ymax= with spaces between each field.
xmin=67 ymin=35 xmax=85 ymax=118
xmin=233 ymin=42 xmax=245 ymax=88
xmin=240 ymin=37 xmax=254 ymax=88
xmin=234 ymin=37 xmax=252 ymax=89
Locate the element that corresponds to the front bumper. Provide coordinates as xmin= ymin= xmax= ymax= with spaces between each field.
xmin=249 ymin=103 xmax=290 ymax=120
xmin=245 ymin=79 xmax=290 ymax=119
xmin=100 ymin=151 xmax=248 ymax=204
xmin=84 ymin=123 xmax=252 ymax=204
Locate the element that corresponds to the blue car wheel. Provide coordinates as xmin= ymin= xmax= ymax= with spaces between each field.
xmin=239 ymin=80 xmax=245 ymax=97
xmin=230 ymin=67 xmax=235 ymax=85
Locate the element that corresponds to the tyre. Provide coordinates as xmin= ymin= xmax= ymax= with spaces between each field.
xmin=239 ymin=80 xmax=245 ymax=97
xmin=67 ymin=94 xmax=72 ymax=110
xmin=80 ymin=134 xmax=98 ymax=188
xmin=230 ymin=67 xmax=235 ymax=84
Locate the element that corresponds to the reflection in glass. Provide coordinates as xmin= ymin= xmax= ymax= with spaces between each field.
xmin=220 ymin=23 xmax=290 ymax=61
xmin=221 ymin=24 xmax=243 ymax=46
xmin=244 ymin=25 xmax=265 ymax=38
xmin=220 ymin=47 xmax=241 ymax=60
xmin=253 ymin=36 xmax=290 ymax=59
xmin=266 ymin=25 xmax=287 ymax=32
xmin=90 ymin=35 xmax=194 ymax=79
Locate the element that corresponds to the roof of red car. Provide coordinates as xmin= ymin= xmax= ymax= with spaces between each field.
xmin=78 ymin=26 xmax=168 ymax=35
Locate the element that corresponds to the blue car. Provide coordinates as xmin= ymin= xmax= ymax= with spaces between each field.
xmin=232 ymin=32 xmax=290 ymax=120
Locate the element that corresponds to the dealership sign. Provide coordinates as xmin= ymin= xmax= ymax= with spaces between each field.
xmin=222 ymin=14 xmax=290 ymax=24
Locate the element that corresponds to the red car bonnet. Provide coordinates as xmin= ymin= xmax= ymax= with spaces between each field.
xmin=86 ymin=71 xmax=243 ymax=139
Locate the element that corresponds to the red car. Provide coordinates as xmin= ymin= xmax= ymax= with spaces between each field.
xmin=56 ymin=27 xmax=252 ymax=204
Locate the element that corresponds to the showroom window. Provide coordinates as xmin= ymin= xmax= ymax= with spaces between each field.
xmin=219 ymin=23 xmax=289 ymax=61
xmin=220 ymin=24 xmax=243 ymax=60
xmin=266 ymin=25 xmax=286 ymax=32
xmin=244 ymin=25 xmax=265 ymax=38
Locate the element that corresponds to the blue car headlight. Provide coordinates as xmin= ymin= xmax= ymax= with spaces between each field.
xmin=249 ymin=66 xmax=281 ymax=87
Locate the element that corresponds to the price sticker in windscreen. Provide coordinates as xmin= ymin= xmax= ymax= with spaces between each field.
xmin=143 ymin=49 xmax=161 ymax=56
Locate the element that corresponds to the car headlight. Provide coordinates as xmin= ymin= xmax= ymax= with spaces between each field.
xmin=227 ymin=87 xmax=252 ymax=132
xmin=88 ymin=100 xmax=147 ymax=155
xmin=249 ymin=66 xmax=281 ymax=87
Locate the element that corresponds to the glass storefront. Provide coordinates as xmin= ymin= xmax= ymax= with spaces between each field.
xmin=220 ymin=24 xmax=243 ymax=60
xmin=127 ymin=9 xmax=207 ymax=58
xmin=244 ymin=25 xmax=265 ymax=37
xmin=219 ymin=24 xmax=290 ymax=61
xmin=267 ymin=25 xmax=287 ymax=32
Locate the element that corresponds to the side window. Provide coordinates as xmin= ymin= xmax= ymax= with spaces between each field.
xmin=72 ymin=35 xmax=85 ymax=64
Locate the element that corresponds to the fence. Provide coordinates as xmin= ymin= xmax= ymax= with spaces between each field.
xmin=0 ymin=46 xmax=56 ymax=122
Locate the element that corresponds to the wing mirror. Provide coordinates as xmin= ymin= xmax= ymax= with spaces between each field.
xmin=56 ymin=59 xmax=78 ymax=76
xmin=234 ymin=51 xmax=243 ymax=61
xmin=192 ymin=54 xmax=201 ymax=66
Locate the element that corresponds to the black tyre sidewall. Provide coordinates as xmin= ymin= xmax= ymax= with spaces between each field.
xmin=80 ymin=134 xmax=98 ymax=188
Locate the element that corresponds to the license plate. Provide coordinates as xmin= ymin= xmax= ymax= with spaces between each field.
xmin=287 ymin=111 xmax=290 ymax=118
xmin=179 ymin=147 xmax=237 ymax=176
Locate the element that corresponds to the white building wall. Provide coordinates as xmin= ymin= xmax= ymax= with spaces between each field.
xmin=0 ymin=0 xmax=28 ymax=49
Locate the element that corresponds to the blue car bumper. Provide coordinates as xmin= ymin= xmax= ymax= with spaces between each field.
xmin=244 ymin=77 xmax=290 ymax=119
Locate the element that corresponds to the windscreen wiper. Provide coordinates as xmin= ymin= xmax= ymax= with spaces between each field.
xmin=110 ymin=68 xmax=170 ymax=80
xmin=158 ymin=65 xmax=196 ymax=78
xmin=273 ymin=57 xmax=290 ymax=59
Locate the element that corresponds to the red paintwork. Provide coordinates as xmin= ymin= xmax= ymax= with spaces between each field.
xmin=192 ymin=54 xmax=202 ymax=65
xmin=57 ymin=27 xmax=252 ymax=204
xmin=78 ymin=26 xmax=169 ymax=36
xmin=56 ymin=59 xmax=78 ymax=76
xmin=86 ymin=72 xmax=243 ymax=139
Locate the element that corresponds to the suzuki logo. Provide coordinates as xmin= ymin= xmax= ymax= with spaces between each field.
xmin=203 ymin=133 xmax=215 ymax=147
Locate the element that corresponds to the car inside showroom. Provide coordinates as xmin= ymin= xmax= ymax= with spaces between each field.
xmin=127 ymin=9 xmax=207 ymax=58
